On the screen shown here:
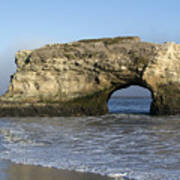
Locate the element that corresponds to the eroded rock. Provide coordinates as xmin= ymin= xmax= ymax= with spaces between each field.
xmin=0 ymin=36 xmax=180 ymax=116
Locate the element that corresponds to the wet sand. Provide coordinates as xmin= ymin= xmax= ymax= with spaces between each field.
xmin=1 ymin=160 xmax=114 ymax=180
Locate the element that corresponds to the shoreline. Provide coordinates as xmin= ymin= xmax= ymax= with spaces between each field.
xmin=0 ymin=160 xmax=117 ymax=180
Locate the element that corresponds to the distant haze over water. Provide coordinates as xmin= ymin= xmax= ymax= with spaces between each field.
xmin=111 ymin=86 xmax=151 ymax=97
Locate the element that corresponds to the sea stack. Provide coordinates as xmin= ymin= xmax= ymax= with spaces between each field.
xmin=0 ymin=36 xmax=180 ymax=116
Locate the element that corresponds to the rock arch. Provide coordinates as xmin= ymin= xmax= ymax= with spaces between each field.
xmin=0 ymin=37 xmax=180 ymax=116
xmin=86 ymin=81 xmax=155 ymax=115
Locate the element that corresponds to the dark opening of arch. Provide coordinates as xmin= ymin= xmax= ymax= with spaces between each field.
xmin=108 ymin=85 xmax=152 ymax=114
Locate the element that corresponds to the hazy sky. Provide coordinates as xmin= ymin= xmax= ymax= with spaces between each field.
xmin=0 ymin=0 xmax=180 ymax=96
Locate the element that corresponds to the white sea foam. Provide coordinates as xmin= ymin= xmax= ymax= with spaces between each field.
xmin=0 ymin=104 xmax=180 ymax=180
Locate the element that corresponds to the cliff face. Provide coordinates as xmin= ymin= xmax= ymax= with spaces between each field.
xmin=0 ymin=36 xmax=180 ymax=116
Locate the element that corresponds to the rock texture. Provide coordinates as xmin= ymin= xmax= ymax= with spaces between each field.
xmin=0 ymin=36 xmax=180 ymax=116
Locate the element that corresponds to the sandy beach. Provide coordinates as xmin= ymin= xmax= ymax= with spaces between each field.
xmin=0 ymin=160 xmax=114 ymax=180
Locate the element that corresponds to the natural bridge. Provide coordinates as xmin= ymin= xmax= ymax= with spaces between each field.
xmin=0 ymin=36 xmax=180 ymax=116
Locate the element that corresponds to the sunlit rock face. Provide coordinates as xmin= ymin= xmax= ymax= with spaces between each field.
xmin=0 ymin=36 xmax=180 ymax=116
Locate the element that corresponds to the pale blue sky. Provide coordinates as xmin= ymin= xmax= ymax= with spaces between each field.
xmin=0 ymin=0 xmax=180 ymax=95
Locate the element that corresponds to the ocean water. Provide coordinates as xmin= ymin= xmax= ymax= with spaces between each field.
xmin=0 ymin=97 xmax=180 ymax=180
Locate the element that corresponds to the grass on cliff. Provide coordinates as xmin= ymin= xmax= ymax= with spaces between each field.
xmin=78 ymin=36 xmax=140 ymax=44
